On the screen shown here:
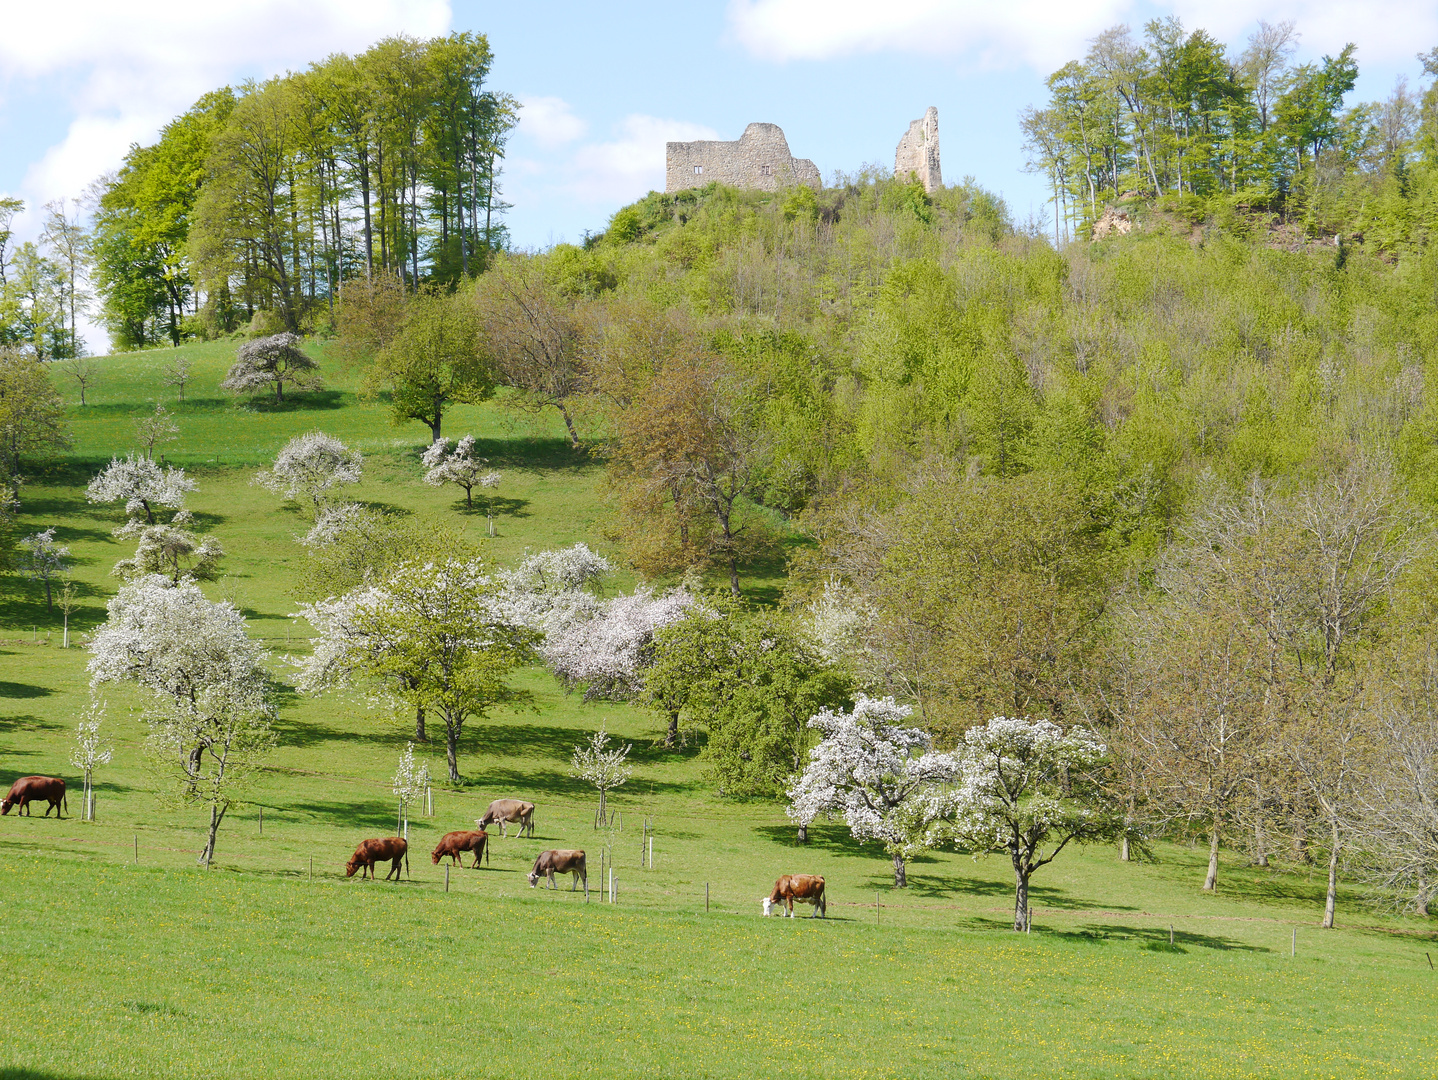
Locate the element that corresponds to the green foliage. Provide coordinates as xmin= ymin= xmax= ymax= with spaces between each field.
xmin=646 ymin=595 xmax=852 ymax=797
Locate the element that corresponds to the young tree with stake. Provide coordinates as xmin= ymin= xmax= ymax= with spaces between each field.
xmin=70 ymin=695 xmax=113 ymax=822
xmin=132 ymin=403 xmax=179 ymax=459
xmin=571 ymin=726 xmax=632 ymax=821
xmin=393 ymin=741 xmax=429 ymax=837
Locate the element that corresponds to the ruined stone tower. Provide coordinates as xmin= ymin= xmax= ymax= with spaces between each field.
xmin=666 ymin=123 xmax=821 ymax=194
xmin=895 ymin=107 xmax=941 ymax=193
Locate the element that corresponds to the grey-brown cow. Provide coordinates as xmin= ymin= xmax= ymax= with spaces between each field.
xmin=528 ymin=849 xmax=586 ymax=891
xmin=477 ymin=798 xmax=535 ymax=838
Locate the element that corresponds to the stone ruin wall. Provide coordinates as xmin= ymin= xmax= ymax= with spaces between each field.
xmin=666 ymin=123 xmax=821 ymax=194
xmin=895 ymin=106 xmax=941 ymax=193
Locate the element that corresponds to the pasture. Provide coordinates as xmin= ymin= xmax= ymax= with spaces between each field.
xmin=2 ymin=343 xmax=1436 ymax=1079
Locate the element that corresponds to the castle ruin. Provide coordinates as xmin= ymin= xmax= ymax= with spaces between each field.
xmin=666 ymin=123 xmax=821 ymax=194
xmin=895 ymin=107 xmax=941 ymax=193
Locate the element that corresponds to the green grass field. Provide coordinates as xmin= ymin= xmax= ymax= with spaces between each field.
xmin=2 ymin=344 xmax=1436 ymax=1079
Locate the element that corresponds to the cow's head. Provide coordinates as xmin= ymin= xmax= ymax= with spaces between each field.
xmin=527 ymin=869 xmax=541 ymax=887
xmin=476 ymin=814 xmax=493 ymax=829
xmin=345 ymin=858 xmax=360 ymax=877
xmin=0 ymin=794 xmax=14 ymax=815
xmin=762 ymin=897 xmax=774 ymax=917
xmin=431 ymin=851 xmax=443 ymax=864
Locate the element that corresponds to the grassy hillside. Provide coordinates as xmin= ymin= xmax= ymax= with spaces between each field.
xmin=2 ymin=347 xmax=1436 ymax=1079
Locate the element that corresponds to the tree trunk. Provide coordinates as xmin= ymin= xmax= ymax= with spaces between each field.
xmin=276 ymin=378 xmax=284 ymax=403
xmin=664 ymin=711 xmax=679 ymax=748
xmin=1013 ymin=863 xmax=1030 ymax=932
xmin=558 ymin=401 xmax=580 ymax=449
xmin=1120 ymin=834 xmax=1130 ymax=862
xmin=728 ymin=554 xmax=741 ymax=598
xmin=430 ymin=412 xmax=443 ymax=442
xmin=200 ymin=802 xmax=227 ymax=867
xmin=1322 ymin=821 xmax=1340 ymax=929
xmin=1204 ymin=824 xmax=1220 ymax=892
xmin=891 ymin=849 xmax=907 ymax=888
xmin=45 ymin=578 xmax=53 ymax=611
xmin=414 ymin=704 xmax=426 ymax=743
xmin=598 ymin=788 xmax=606 ymax=822
xmin=797 ymin=822 xmax=807 ymax=844
xmin=445 ymin=723 xmax=460 ymax=783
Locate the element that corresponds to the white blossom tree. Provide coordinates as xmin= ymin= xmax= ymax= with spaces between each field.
xmin=487 ymin=543 xmax=611 ymax=633
xmin=541 ymin=585 xmax=696 ymax=702
xmin=254 ymin=432 xmax=363 ymax=517
xmin=70 ymin=695 xmax=113 ymax=822
xmin=945 ymin=716 xmax=1117 ymax=931
xmin=392 ymin=741 xmax=430 ymax=837
xmin=86 ymin=453 xmax=196 ymax=526
xmin=113 ymin=522 xmax=225 ymax=584
xmin=786 ymin=695 xmax=957 ymax=887
xmin=222 ymin=332 xmax=321 ymax=403
xmin=571 ymin=726 xmax=633 ymax=821
xmin=19 ymin=527 xmax=70 ymax=611
xmin=421 ymin=435 xmax=501 ymax=509
xmin=89 ymin=575 xmax=275 ymax=865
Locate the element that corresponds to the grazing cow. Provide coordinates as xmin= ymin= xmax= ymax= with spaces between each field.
xmin=346 ymin=837 xmax=409 ymax=881
xmin=477 ymin=798 xmax=535 ymax=838
xmin=431 ymin=829 xmax=489 ymax=869
xmin=528 ymin=849 xmax=586 ymax=891
xmin=762 ymin=874 xmax=826 ymax=918
xmin=2 ymin=776 xmax=67 ymax=818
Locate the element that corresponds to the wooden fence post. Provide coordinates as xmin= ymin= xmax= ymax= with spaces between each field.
xmin=445 ymin=865 xmax=450 ymax=893
xmin=309 ymin=856 xmax=313 ymax=880
xmin=133 ymin=835 xmax=138 ymax=863
xmin=1291 ymin=927 xmax=1296 ymax=957
xmin=876 ymin=891 xmax=880 ymax=926
xmin=648 ymin=837 xmax=653 ymax=870
xmin=259 ymin=806 xmax=263 ymax=835
xmin=706 ymin=882 xmax=709 ymax=913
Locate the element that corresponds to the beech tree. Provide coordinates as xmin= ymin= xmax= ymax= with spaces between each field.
xmin=946 ymin=716 xmax=1116 ymax=931
xmin=786 ymin=695 xmax=956 ymax=886
xmin=254 ymin=432 xmax=363 ymax=516
xmin=222 ymin=332 xmax=321 ymax=403
xmin=89 ymin=575 xmax=274 ymax=866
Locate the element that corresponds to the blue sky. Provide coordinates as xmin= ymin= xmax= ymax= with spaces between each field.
xmin=1 ymin=1 xmax=1435 ymax=346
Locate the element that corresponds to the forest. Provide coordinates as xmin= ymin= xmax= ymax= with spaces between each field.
xmin=4 ymin=18 xmax=1438 ymax=934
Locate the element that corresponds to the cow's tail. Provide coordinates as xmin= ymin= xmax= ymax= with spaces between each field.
xmin=405 ymin=850 xmax=411 ymax=879
xmin=62 ymin=789 xmax=68 ymax=817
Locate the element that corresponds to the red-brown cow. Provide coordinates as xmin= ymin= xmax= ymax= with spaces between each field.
xmin=528 ymin=849 xmax=586 ymax=891
xmin=346 ymin=837 xmax=409 ymax=881
xmin=762 ymin=874 xmax=826 ymax=918
xmin=477 ymin=799 xmax=535 ymax=838
xmin=431 ymin=829 xmax=489 ymax=869
xmin=2 ymin=776 xmax=67 ymax=818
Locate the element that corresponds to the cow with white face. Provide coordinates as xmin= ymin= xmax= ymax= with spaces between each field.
xmin=528 ymin=849 xmax=587 ymax=891
xmin=762 ymin=874 xmax=826 ymax=918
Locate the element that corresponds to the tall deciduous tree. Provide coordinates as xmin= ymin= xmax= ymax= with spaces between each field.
xmin=0 ymin=349 xmax=71 ymax=478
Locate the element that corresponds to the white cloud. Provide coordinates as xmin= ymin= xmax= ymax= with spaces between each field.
xmin=725 ymin=0 xmax=1438 ymax=70
xmin=568 ymin=115 xmax=720 ymax=204
xmin=518 ymin=96 xmax=588 ymax=148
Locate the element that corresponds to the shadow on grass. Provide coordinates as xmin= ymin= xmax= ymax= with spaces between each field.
xmin=0 ymin=681 xmax=54 ymax=699
xmin=233 ymin=390 xmax=347 ymax=413
xmin=2 ymin=1070 xmax=109 ymax=1080
xmin=0 ymin=713 xmax=64 ymax=736
xmin=1052 ymin=922 xmax=1270 ymax=953
xmin=451 ymin=494 xmax=531 ymax=520
xmin=273 ymin=717 xmax=413 ymax=753
xmin=740 ymin=533 xmax=812 ymax=608
xmin=284 ymin=798 xmax=407 ymax=831
xmin=464 ymin=764 xmax=697 ymax=803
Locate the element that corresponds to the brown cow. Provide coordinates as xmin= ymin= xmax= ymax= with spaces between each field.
xmin=431 ymin=829 xmax=489 ymax=869
xmin=346 ymin=837 xmax=409 ymax=881
xmin=2 ymin=776 xmax=67 ymax=818
xmin=477 ymin=798 xmax=535 ymax=838
xmin=763 ymin=874 xmax=826 ymax=918
xmin=528 ymin=849 xmax=586 ymax=891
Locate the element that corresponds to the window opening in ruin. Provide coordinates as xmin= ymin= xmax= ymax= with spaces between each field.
xmin=694 ymin=165 xmax=703 ymax=174
xmin=760 ymin=164 xmax=773 ymax=176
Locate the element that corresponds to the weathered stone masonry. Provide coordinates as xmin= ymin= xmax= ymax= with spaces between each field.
xmin=666 ymin=123 xmax=821 ymax=194
xmin=895 ymin=106 xmax=941 ymax=193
